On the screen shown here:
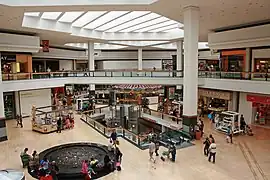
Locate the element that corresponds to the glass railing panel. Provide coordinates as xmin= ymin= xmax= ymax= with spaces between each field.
xmin=94 ymin=121 xmax=105 ymax=133
xmin=112 ymin=72 xmax=122 ymax=77
xmin=152 ymin=71 xmax=171 ymax=77
xmin=94 ymin=71 xmax=105 ymax=77
xmin=123 ymin=129 xmax=138 ymax=144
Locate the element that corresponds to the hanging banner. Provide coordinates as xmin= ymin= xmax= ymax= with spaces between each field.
xmin=42 ymin=40 xmax=49 ymax=52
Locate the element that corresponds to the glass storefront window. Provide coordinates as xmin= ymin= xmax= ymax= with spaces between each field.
xmin=3 ymin=92 xmax=16 ymax=120
xmin=254 ymin=59 xmax=270 ymax=73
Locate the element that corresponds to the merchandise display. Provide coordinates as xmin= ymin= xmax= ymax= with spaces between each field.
xmin=215 ymin=111 xmax=243 ymax=134
xmin=32 ymin=105 xmax=74 ymax=134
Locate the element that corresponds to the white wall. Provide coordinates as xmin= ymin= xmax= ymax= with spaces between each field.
xmin=33 ymin=48 xmax=87 ymax=60
xmin=0 ymin=33 xmax=40 ymax=53
xmin=208 ymin=24 xmax=270 ymax=49
xmin=101 ymin=60 xmax=161 ymax=70
xmin=239 ymin=92 xmax=253 ymax=125
xmin=59 ymin=60 xmax=73 ymax=70
xmin=19 ymin=89 xmax=52 ymax=117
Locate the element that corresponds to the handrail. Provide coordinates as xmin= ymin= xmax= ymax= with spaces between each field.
xmin=2 ymin=70 xmax=270 ymax=81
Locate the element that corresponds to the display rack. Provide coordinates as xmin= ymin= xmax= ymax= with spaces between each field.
xmin=215 ymin=111 xmax=242 ymax=134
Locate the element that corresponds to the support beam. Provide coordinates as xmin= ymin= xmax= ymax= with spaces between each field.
xmin=88 ymin=42 xmax=95 ymax=91
xmin=182 ymin=6 xmax=199 ymax=132
xmin=138 ymin=48 xmax=143 ymax=70
xmin=0 ymin=53 xmax=7 ymax=142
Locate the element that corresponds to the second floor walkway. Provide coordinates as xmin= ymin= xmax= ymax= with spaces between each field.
xmin=1 ymin=70 xmax=270 ymax=94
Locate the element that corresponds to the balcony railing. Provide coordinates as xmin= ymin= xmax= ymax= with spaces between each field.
xmin=198 ymin=71 xmax=270 ymax=81
xmin=1 ymin=70 xmax=270 ymax=81
xmin=1 ymin=70 xmax=183 ymax=81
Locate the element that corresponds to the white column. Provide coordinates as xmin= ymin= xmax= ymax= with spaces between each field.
xmin=88 ymin=42 xmax=95 ymax=91
xmin=183 ymin=6 xmax=199 ymax=126
xmin=176 ymin=40 xmax=183 ymax=89
xmin=0 ymin=53 xmax=7 ymax=141
xmin=138 ymin=48 xmax=143 ymax=71
xmin=245 ymin=48 xmax=251 ymax=79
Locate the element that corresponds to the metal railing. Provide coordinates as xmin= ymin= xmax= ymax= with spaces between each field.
xmin=2 ymin=70 xmax=270 ymax=81
xmin=1 ymin=70 xmax=183 ymax=81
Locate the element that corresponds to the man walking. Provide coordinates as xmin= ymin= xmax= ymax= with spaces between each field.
xmin=149 ymin=141 xmax=156 ymax=163
xmin=208 ymin=140 xmax=217 ymax=163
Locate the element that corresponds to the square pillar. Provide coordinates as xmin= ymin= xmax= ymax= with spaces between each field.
xmin=138 ymin=48 xmax=143 ymax=70
xmin=182 ymin=6 xmax=199 ymax=130
xmin=176 ymin=40 xmax=183 ymax=89
xmin=88 ymin=42 xmax=95 ymax=91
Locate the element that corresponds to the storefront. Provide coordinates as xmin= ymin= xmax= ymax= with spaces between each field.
xmin=3 ymin=92 xmax=16 ymax=120
xmin=198 ymin=60 xmax=220 ymax=71
xmin=198 ymin=89 xmax=233 ymax=114
xmin=220 ymin=50 xmax=246 ymax=72
xmin=1 ymin=52 xmax=33 ymax=80
xmin=246 ymin=94 xmax=270 ymax=126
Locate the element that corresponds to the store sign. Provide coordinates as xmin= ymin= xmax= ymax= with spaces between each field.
xmin=1 ymin=55 xmax=16 ymax=61
xmin=198 ymin=89 xmax=231 ymax=100
xmin=42 ymin=40 xmax=49 ymax=52
xmin=247 ymin=94 xmax=270 ymax=104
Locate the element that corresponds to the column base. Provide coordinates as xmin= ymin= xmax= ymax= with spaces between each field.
xmin=0 ymin=117 xmax=8 ymax=142
xmin=182 ymin=115 xmax=197 ymax=136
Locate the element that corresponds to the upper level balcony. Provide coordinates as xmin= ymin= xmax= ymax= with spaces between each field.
xmin=1 ymin=70 xmax=270 ymax=94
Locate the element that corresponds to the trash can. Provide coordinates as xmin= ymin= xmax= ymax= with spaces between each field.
xmin=195 ymin=130 xmax=201 ymax=140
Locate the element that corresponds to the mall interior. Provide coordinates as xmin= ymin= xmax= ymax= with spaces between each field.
xmin=0 ymin=0 xmax=270 ymax=180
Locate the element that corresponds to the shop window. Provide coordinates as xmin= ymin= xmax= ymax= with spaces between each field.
xmin=254 ymin=59 xmax=270 ymax=73
xmin=3 ymin=92 xmax=16 ymax=120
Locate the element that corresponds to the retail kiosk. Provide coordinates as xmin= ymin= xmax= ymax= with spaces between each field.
xmin=31 ymin=105 xmax=74 ymax=134
xmin=215 ymin=111 xmax=242 ymax=134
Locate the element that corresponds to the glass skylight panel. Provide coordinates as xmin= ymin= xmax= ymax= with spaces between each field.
xmin=41 ymin=12 xmax=62 ymax=20
xmin=96 ymin=11 xmax=150 ymax=31
xmin=149 ymin=24 xmax=180 ymax=32
xmin=136 ymin=20 xmax=178 ymax=32
xmin=58 ymin=11 xmax=84 ymax=23
xmin=106 ymin=13 xmax=160 ymax=32
xmin=120 ymin=16 xmax=169 ymax=32
xmin=24 ymin=12 xmax=40 ymax=17
xmin=72 ymin=11 xmax=107 ymax=27
xmin=84 ymin=11 xmax=129 ymax=29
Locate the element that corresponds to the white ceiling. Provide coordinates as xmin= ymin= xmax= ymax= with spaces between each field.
xmin=0 ymin=0 xmax=270 ymax=49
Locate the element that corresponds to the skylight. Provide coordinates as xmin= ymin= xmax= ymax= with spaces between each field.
xmin=95 ymin=11 xmax=150 ymax=31
xmin=149 ymin=24 xmax=180 ymax=32
xmin=41 ymin=12 xmax=62 ymax=20
xmin=109 ymin=41 xmax=169 ymax=47
xmin=106 ymin=13 xmax=161 ymax=32
xmin=58 ymin=11 xmax=84 ymax=23
xmin=84 ymin=11 xmax=129 ymax=30
xmin=136 ymin=21 xmax=179 ymax=32
xmin=72 ymin=11 xmax=107 ymax=27
xmin=120 ymin=16 xmax=170 ymax=32
xmin=24 ymin=12 xmax=40 ymax=17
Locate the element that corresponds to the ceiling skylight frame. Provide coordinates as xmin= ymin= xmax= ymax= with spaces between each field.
xmin=135 ymin=21 xmax=178 ymax=32
xmin=149 ymin=24 xmax=180 ymax=32
xmin=95 ymin=11 xmax=150 ymax=32
xmin=83 ymin=11 xmax=129 ymax=30
xmin=120 ymin=16 xmax=170 ymax=32
xmin=71 ymin=11 xmax=107 ymax=27
xmin=106 ymin=12 xmax=161 ymax=32
xmin=24 ymin=12 xmax=40 ymax=17
xmin=41 ymin=12 xmax=62 ymax=20
xmin=58 ymin=11 xmax=85 ymax=23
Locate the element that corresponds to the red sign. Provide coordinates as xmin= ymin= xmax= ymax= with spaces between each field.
xmin=42 ymin=40 xmax=49 ymax=52
xmin=247 ymin=94 xmax=270 ymax=104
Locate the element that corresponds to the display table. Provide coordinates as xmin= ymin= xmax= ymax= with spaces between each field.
xmin=32 ymin=123 xmax=57 ymax=134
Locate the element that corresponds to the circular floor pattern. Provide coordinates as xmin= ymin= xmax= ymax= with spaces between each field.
xmin=30 ymin=142 xmax=115 ymax=180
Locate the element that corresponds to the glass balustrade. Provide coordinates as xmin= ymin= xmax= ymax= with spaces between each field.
xmin=2 ymin=70 xmax=270 ymax=81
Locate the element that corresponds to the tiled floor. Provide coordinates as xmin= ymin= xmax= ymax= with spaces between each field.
xmin=0 ymin=115 xmax=269 ymax=180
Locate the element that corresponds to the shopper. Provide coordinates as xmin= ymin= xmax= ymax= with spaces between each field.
xmin=110 ymin=130 xmax=117 ymax=144
xmin=208 ymin=140 xmax=217 ymax=163
xmin=56 ymin=117 xmax=62 ymax=133
xmin=169 ymin=143 xmax=176 ymax=162
xmin=20 ymin=148 xmax=30 ymax=168
xmin=50 ymin=161 xmax=59 ymax=180
xmin=209 ymin=134 xmax=215 ymax=144
xmin=240 ymin=114 xmax=246 ymax=132
xmin=155 ymin=141 xmax=159 ymax=156
xmin=149 ymin=141 xmax=156 ymax=163
xmin=203 ymin=137 xmax=211 ymax=156
xmin=226 ymin=126 xmax=233 ymax=144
